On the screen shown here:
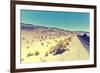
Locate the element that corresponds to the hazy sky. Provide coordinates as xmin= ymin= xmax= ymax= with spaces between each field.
xmin=21 ymin=10 xmax=90 ymax=32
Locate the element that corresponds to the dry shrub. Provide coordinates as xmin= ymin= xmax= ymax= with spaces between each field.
xmin=27 ymin=53 xmax=34 ymax=57
xmin=35 ymin=51 xmax=39 ymax=56
xmin=27 ymin=46 xmax=29 ymax=49
xmin=41 ymin=42 xmax=44 ymax=45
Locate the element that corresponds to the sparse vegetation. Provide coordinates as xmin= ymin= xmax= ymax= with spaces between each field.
xmin=55 ymin=40 xmax=57 ymax=42
xmin=27 ymin=53 xmax=34 ymax=57
xmin=49 ymin=38 xmax=71 ymax=55
xmin=40 ymin=36 xmax=43 ymax=39
xmin=66 ymin=48 xmax=70 ymax=51
xmin=41 ymin=42 xmax=44 ymax=45
xmin=45 ymin=53 xmax=48 ymax=57
xmin=41 ymin=59 xmax=46 ymax=62
xmin=40 ymin=40 xmax=42 ymax=42
xmin=21 ymin=24 xmax=89 ymax=63
xmin=68 ymin=37 xmax=71 ymax=42
xmin=35 ymin=51 xmax=39 ymax=56
xmin=26 ymin=40 xmax=29 ymax=43
xmin=47 ymin=42 xmax=50 ymax=44
xmin=66 ymin=42 xmax=69 ymax=45
xmin=22 ymin=37 xmax=25 ymax=40
xmin=27 ymin=46 xmax=29 ymax=49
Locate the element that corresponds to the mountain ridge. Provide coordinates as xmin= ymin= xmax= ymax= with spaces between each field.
xmin=21 ymin=23 xmax=89 ymax=34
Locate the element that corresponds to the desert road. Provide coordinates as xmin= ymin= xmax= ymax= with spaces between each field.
xmin=77 ymin=35 xmax=89 ymax=53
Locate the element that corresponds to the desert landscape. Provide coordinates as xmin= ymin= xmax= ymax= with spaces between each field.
xmin=20 ymin=23 xmax=90 ymax=64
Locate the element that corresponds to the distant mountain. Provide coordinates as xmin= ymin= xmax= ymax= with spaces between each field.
xmin=21 ymin=23 xmax=71 ymax=32
xmin=21 ymin=23 xmax=89 ymax=36
xmin=21 ymin=23 xmax=49 ymax=30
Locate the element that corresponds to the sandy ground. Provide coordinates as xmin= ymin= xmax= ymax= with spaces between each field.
xmin=20 ymin=29 xmax=89 ymax=64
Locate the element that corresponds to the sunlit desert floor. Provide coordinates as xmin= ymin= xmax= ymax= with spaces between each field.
xmin=20 ymin=25 xmax=89 ymax=64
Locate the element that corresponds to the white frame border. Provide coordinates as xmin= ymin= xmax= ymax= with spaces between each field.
xmin=15 ymin=4 xmax=94 ymax=69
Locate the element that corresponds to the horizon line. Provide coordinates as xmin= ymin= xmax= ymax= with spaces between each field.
xmin=21 ymin=23 xmax=89 ymax=33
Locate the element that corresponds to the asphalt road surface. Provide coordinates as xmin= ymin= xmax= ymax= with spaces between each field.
xmin=77 ymin=35 xmax=90 ymax=53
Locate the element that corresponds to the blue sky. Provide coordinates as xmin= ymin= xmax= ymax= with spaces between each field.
xmin=21 ymin=10 xmax=90 ymax=32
